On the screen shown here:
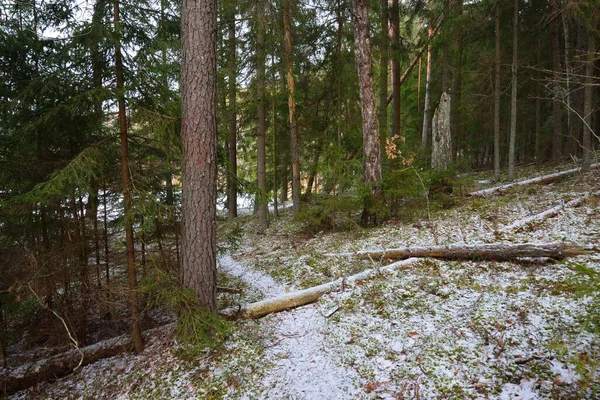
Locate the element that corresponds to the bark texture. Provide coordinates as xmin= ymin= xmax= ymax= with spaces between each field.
xmin=431 ymin=92 xmax=452 ymax=170
xmin=113 ymin=0 xmax=143 ymax=353
xmin=180 ymin=0 xmax=218 ymax=312
xmin=352 ymin=0 xmax=382 ymax=223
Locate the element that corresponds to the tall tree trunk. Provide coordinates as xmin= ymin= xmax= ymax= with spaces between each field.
xmin=451 ymin=0 xmax=463 ymax=162
xmin=508 ymin=0 xmax=518 ymax=181
xmin=494 ymin=0 xmax=501 ymax=180
xmin=561 ymin=2 xmax=572 ymax=142
xmin=422 ymin=5 xmax=434 ymax=147
xmin=550 ymin=9 xmax=563 ymax=162
xmin=582 ymin=27 xmax=595 ymax=172
xmin=271 ymin=54 xmax=279 ymax=218
xmin=113 ymin=0 xmax=143 ymax=353
xmin=283 ymin=0 xmax=301 ymax=216
xmin=256 ymin=0 xmax=268 ymax=232
xmin=571 ymin=22 xmax=587 ymax=158
xmin=441 ymin=0 xmax=450 ymax=93
xmin=227 ymin=9 xmax=238 ymax=219
xmin=103 ymin=183 xmax=110 ymax=286
xmin=353 ymin=0 xmax=382 ymax=225
xmin=390 ymin=0 xmax=401 ymax=138
xmin=180 ymin=0 xmax=218 ymax=311
xmin=379 ymin=0 xmax=389 ymax=142
xmin=535 ymin=39 xmax=542 ymax=164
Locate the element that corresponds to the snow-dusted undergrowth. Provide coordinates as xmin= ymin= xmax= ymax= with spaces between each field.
xmin=11 ymin=168 xmax=600 ymax=399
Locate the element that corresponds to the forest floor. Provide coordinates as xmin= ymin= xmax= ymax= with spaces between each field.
xmin=11 ymin=162 xmax=600 ymax=399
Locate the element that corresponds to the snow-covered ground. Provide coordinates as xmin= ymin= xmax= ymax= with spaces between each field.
xmin=9 ymin=167 xmax=600 ymax=399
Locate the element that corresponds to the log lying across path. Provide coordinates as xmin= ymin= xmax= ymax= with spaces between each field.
xmin=220 ymin=258 xmax=421 ymax=320
xmin=325 ymin=242 xmax=587 ymax=262
xmin=501 ymin=191 xmax=600 ymax=232
xmin=1 ymin=323 xmax=174 ymax=396
xmin=469 ymin=163 xmax=599 ymax=197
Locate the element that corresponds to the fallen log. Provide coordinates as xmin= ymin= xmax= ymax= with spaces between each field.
xmin=1 ymin=323 xmax=174 ymax=396
xmin=468 ymin=163 xmax=599 ymax=197
xmin=325 ymin=242 xmax=586 ymax=262
xmin=220 ymin=258 xmax=422 ymax=320
xmin=500 ymin=191 xmax=600 ymax=232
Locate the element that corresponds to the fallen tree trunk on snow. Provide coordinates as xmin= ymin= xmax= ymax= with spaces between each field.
xmin=1 ymin=323 xmax=174 ymax=396
xmin=468 ymin=163 xmax=599 ymax=197
xmin=220 ymin=258 xmax=422 ymax=320
xmin=325 ymin=242 xmax=586 ymax=262
xmin=500 ymin=191 xmax=600 ymax=232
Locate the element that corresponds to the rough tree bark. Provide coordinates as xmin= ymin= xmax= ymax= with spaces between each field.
xmin=507 ymin=0 xmax=518 ymax=181
xmin=283 ymin=0 xmax=301 ymax=216
xmin=113 ymin=0 xmax=143 ymax=353
xmin=256 ymin=0 xmax=268 ymax=232
xmin=432 ymin=93 xmax=452 ymax=170
xmin=353 ymin=0 xmax=382 ymax=225
xmin=180 ymin=0 xmax=218 ymax=312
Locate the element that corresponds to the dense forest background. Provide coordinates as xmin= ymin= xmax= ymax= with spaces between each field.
xmin=0 ymin=0 xmax=598 ymax=377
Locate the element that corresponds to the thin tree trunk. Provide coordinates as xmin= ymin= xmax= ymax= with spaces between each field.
xmin=103 ymin=183 xmax=110 ymax=286
xmin=113 ymin=0 xmax=143 ymax=353
xmin=379 ymin=0 xmax=389 ymax=142
xmin=582 ymin=29 xmax=594 ymax=172
xmin=418 ymin=56 xmax=422 ymax=113
xmin=451 ymin=0 xmax=463 ymax=162
xmin=535 ymin=39 xmax=542 ymax=164
xmin=353 ymin=0 xmax=382 ymax=225
xmin=422 ymin=8 xmax=434 ymax=147
xmin=508 ymin=0 xmax=518 ymax=181
xmin=561 ymin=2 xmax=572 ymax=141
xmin=271 ymin=55 xmax=279 ymax=219
xmin=550 ymin=10 xmax=563 ymax=162
xmin=256 ymin=0 xmax=268 ymax=232
xmin=227 ymin=8 xmax=238 ymax=219
xmin=390 ymin=0 xmax=401 ymax=138
xmin=180 ymin=0 xmax=218 ymax=312
xmin=494 ymin=0 xmax=501 ymax=180
xmin=442 ymin=0 xmax=450 ymax=93
xmin=283 ymin=0 xmax=301 ymax=216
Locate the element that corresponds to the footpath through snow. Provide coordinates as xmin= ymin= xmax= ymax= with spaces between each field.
xmin=218 ymin=255 xmax=362 ymax=399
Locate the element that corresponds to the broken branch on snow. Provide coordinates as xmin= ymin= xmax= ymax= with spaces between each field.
xmin=325 ymin=242 xmax=586 ymax=262
xmin=500 ymin=191 xmax=600 ymax=232
xmin=220 ymin=258 xmax=422 ymax=320
xmin=468 ymin=163 xmax=599 ymax=197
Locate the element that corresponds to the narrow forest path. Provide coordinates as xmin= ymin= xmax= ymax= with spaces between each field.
xmin=218 ymin=255 xmax=362 ymax=399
